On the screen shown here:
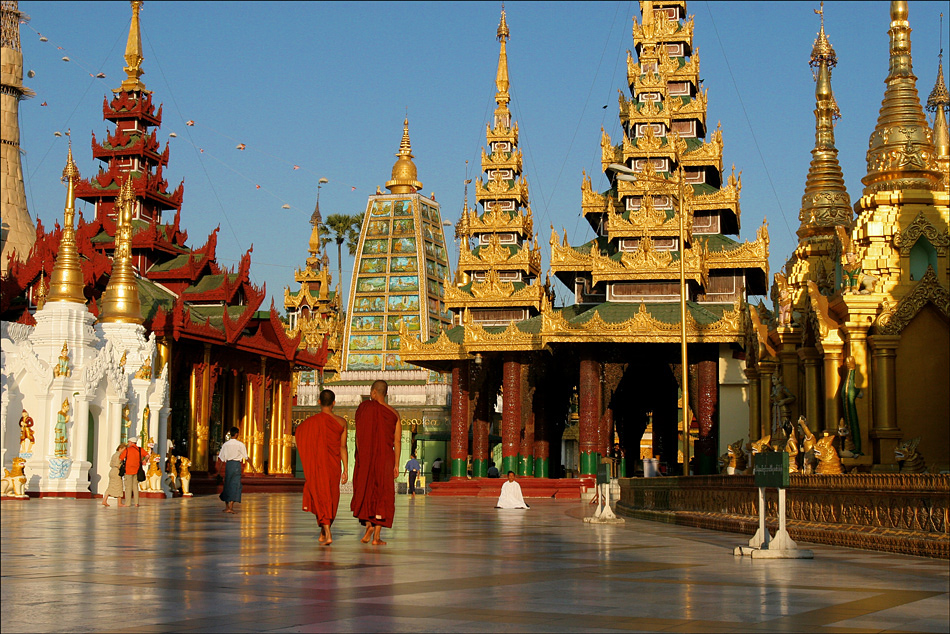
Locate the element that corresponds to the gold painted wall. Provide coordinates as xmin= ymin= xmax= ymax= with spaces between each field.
xmin=896 ymin=306 xmax=950 ymax=470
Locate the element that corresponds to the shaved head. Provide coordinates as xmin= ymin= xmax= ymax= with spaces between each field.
xmin=370 ymin=380 xmax=389 ymax=398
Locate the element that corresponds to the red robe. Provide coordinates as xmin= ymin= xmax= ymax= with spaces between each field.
xmin=296 ymin=412 xmax=344 ymax=525
xmin=350 ymin=399 xmax=398 ymax=528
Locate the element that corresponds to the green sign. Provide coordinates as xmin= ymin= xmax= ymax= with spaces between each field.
xmin=753 ymin=452 xmax=789 ymax=488
xmin=596 ymin=462 xmax=609 ymax=485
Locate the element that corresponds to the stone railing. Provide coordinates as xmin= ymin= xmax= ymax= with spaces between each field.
xmin=618 ymin=474 xmax=949 ymax=558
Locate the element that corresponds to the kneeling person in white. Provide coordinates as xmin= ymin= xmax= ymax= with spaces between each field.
xmin=495 ymin=471 xmax=529 ymax=509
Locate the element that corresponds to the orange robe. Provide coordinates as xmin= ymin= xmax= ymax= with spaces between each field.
xmin=296 ymin=412 xmax=344 ymax=525
xmin=350 ymin=400 xmax=397 ymax=528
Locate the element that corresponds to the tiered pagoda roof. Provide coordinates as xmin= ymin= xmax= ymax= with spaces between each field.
xmin=445 ymin=7 xmax=549 ymax=322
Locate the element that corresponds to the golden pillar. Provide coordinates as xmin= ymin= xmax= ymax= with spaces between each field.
xmin=869 ymin=334 xmax=902 ymax=465
xmin=246 ymin=357 xmax=266 ymax=473
xmin=243 ymin=371 xmax=258 ymax=471
xmin=196 ymin=343 xmax=212 ymax=471
xmin=757 ymin=361 xmax=777 ymax=438
xmin=157 ymin=337 xmax=172 ymax=377
xmin=744 ymin=367 xmax=761 ymax=442
xmin=280 ymin=380 xmax=294 ymax=474
xmin=267 ymin=373 xmax=285 ymax=474
xmin=776 ymin=328 xmax=801 ymax=423
xmin=821 ymin=341 xmax=844 ymax=433
xmin=188 ymin=363 xmax=200 ymax=463
xmin=798 ymin=347 xmax=823 ymax=432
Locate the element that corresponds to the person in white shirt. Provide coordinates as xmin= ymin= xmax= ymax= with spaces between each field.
xmin=495 ymin=471 xmax=529 ymax=509
xmin=217 ymin=427 xmax=249 ymax=514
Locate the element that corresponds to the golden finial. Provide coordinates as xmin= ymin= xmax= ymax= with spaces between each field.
xmin=810 ymin=3 xmax=837 ymax=69
xmin=494 ymin=5 xmax=511 ymax=107
xmin=119 ymin=1 xmax=147 ymax=93
xmin=385 ymin=118 xmax=422 ymax=194
xmin=799 ymin=8 xmax=851 ymax=237
xmin=926 ymin=14 xmax=949 ymax=165
xmin=100 ymin=175 xmax=143 ymax=324
xmin=46 ymin=138 xmax=87 ymax=305
xmin=35 ymin=270 xmax=48 ymax=309
xmin=862 ymin=1 xmax=941 ymax=194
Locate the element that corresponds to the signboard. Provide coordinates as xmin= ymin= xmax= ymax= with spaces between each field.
xmin=596 ymin=462 xmax=609 ymax=485
xmin=753 ymin=452 xmax=789 ymax=488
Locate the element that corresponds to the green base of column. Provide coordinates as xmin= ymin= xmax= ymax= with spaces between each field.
xmin=450 ymin=458 xmax=467 ymax=478
xmin=472 ymin=459 xmax=488 ymax=478
xmin=519 ymin=455 xmax=534 ymax=477
xmin=580 ymin=451 xmax=599 ymax=476
xmin=619 ymin=457 xmax=627 ymax=478
xmin=534 ymin=457 xmax=549 ymax=478
xmin=501 ymin=455 xmax=517 ymax=476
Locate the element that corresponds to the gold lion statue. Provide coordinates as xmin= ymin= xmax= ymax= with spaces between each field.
xmin=2 ymin=457 xmax=29 ymax=498
xmin=895 ymin=437 xmax=926 ymax=474
xmin=813 ymin=434 xmax=843 ymax=475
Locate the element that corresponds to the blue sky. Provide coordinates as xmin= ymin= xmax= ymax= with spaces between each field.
xmin=15 ymin=1 xmax=949 ymax=309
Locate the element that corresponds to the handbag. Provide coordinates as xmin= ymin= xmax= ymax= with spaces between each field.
xmin=136 ymin=447 xmax=146 ymax=482
xmin=118 ymin=459 xmax=127 ymax=477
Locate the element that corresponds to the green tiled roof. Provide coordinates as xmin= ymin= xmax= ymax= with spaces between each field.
xmin=184 ymin=274 xmax=233 ymax=295
xmin=137 ymin=277 xmax=177 ymax=321
xmin=149 ymin=253 xmax=202 ymax=273
xmin=691 ymin=182 xmax=718 ymax=196
xmin=695 ymin=234 xmax=740 ymax=252
xmin=569 ymin=301 xmax=731 ymax=327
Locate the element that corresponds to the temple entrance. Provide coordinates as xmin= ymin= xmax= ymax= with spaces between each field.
xmin=609 ymin=345 xmax=680 ymax=474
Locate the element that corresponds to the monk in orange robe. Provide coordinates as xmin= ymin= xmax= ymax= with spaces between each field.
xmin=296 ymin=389 xmax=348 ymax=545
xmin=350 ymin=379 xmax=401 ymax=545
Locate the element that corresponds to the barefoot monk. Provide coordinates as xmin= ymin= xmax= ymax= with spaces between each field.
xmin=296 ymin=389 xmax=348 ymax=545
xmin=350 ymin=380 xmax=401 ymax=545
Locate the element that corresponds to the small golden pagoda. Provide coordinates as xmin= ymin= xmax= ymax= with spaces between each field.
xmin=283 ymin=189 xmax=342 ymax=382
xmin=445 ymin=6 xmax=548 ymax=324
xmin=757 ymin=1 xmax=950 ymax=472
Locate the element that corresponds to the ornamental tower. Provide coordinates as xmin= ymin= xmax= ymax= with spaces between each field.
xmin=445 ymin=7 xmax=547 ymax=325
xmin=74 ymin=0 xmax=183 ymax=275
xmin=335 ymin=118 xmax=452 ymax=392
xmin=926 ymin=43 xmax=949 ymax=190
xmin=0 ymin=0 xmax=36 ymax=276
xmin=284 ymin=186 xmax=342 ymax=391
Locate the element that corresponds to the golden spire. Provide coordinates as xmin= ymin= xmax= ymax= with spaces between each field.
xmin=385 ymin=118 xmax=422 ymax=194
xmin=495 ymin=5 xmax=510 ymax=106
xmin=99 ymin=175 xmax=143 ymax=323
xmin=926 ymin=16 xmax=949 ymax=173
xmin=862 ymin=1 xmax=940 ymax=194
xmin=46 ymin=139 xmax=87 ymax=304
xmin=798 ymin=3 xmax=851 ymax=237
xmin=118 ymin=1 xmax=147 ymax=93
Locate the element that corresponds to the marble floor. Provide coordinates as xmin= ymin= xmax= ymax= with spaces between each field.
xmin=1 ymin=492 xmax=947 ymax=633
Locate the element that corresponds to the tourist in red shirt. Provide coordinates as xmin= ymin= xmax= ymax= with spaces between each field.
xmin=119 ymin=437 xmax=144 ymax=507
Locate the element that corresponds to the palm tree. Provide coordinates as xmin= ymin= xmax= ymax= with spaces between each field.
xmin=320 ymin=213 xmax=363 ymax=285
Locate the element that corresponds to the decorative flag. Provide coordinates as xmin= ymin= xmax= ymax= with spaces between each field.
xmin=199 ymin=148 xmax=204 ymax=153
xmin=236 ymin=143 xmax=246 ymax=150
xmin=41 ymin=101 xmax=48 ymax=106
xmin=61 ymin=56 xmax=70 ymax=62
xmin=39 ymin=36 xmax=48 ymax=42
xmin=351 ymin=187 xmax=356 ymax=191
xmin=255 ymin=185 xmax=261 ymax=190
xmin=186 ymin=120 xmax=194 ymax=126
xmin=293 ymin=165 xmax=300 ymax=170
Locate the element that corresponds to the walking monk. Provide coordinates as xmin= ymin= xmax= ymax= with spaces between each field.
xmin=296 ymin=389 xmax=348 ymax=545
xmin=351 ymin=380 xmax=401 ymax=545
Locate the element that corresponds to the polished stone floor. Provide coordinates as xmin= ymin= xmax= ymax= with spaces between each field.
xmin=1 ymin=492 xmax=948 ymax=633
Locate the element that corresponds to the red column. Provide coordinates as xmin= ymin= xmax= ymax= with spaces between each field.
xmin=450 ymin=361 xmax=470 ymax=479
xmin=579 ymin=350 xmax=600 ymax=475
xmin=501 ymin=354 xmax=521 ymax=475
xmin=696 ymin=358 xmax=718 ymax=475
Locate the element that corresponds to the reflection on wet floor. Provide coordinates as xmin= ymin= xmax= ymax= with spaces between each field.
xmin=1 ymin=492 xmax=947 ymax=633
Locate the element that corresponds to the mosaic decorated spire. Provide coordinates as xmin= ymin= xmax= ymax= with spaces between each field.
xmin=926 ymin=42 xmax=949 ymax=187
xmin=446 ymin=7 xmax=546 ymax=323
xmin=862 ymin=0 xmax=941 ymax=194
xmin=46 ymin=142 xmax=87 ymax=304
xmin=798 ymin=3 xmax=852 ymax=238
xmin=551 ymin=0 xmax=768 ymax=309
xmin=340 ymin=121 xmax=451 ymax=373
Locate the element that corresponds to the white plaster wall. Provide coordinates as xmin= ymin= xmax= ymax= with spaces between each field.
xmin=718 ymin=344 xmax=750 ymax=458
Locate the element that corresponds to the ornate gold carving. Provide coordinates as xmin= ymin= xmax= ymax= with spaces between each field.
xmin=133 ymin=356 xmax=152 ymax=380
xmin=458 ymin=234 xmax=541 ymax=272
xmin=443 ymin=270 xmax=545 ymax=310
xmin=893 ymin=211 xmax=950 ymax=255
xmin=876 ymin=267 xmax=950 ymax=335
xmin=705 ymin=220 xmax=769 ymax=273
xmin=589 ymin=236 xmax=707 ymax=285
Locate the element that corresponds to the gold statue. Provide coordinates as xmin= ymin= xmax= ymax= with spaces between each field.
xmin=18 ymin=410 xmax=35 ymax=455
xmin=139 ymin=405 xmax=150 ymax=443
xmin=786 ymin=427 xmax=800 ymax=474
xmin=797 ymin=415 xmax=818 ymax=475
xmin=813 ymin=433 xmax=843 ymax=474
xmin=53 ymin=342 xmax=71 ymax=378
xmin=165 ymin=453 xmax=179 ymax=493
xmin=744 ymin=436 xmax=772 ymax=474
xmin=837 ymin=417 xmax=858 ymax=458
xmin=144 ymin=452 xmax=162 ymax=492
xmin=895 ymin=437 xmax=926 ymax=474
xmin=179 ymin=457 xmax=193 ymax=497
xmin=722 ymin=438 xmax=747 ymax=475
xmin=134 ymin=356 xmax=152 ymax=380
xmin=835 ymin=226 xmax=876 ymax=294
xmin=121 ymin=405 xmax=132 ymax=443
xmin=54 ymin=399 xmax=70 ymax=458
xmin=118 ymin=350 xmax=128 ymax=371
xmin=1 ymin=457 xmax=29 ymax=499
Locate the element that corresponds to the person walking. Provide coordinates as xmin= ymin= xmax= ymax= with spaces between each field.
xmin=405 ymin=453 xmax=420 ymax=498
xmin=119 ymin=437 xmax=144 ymax=507
xmin=102 ymin=442 xmax=126 ymax=507
xmin=296 ymin=389 xmax=348 ymax=545
xmin=350 ymin=380 xmax=400 ymax=545
xmin=218 ymin=427 xmax=249 ymax=514
xmin=431 ymin=456 xmax=443 ymax=483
